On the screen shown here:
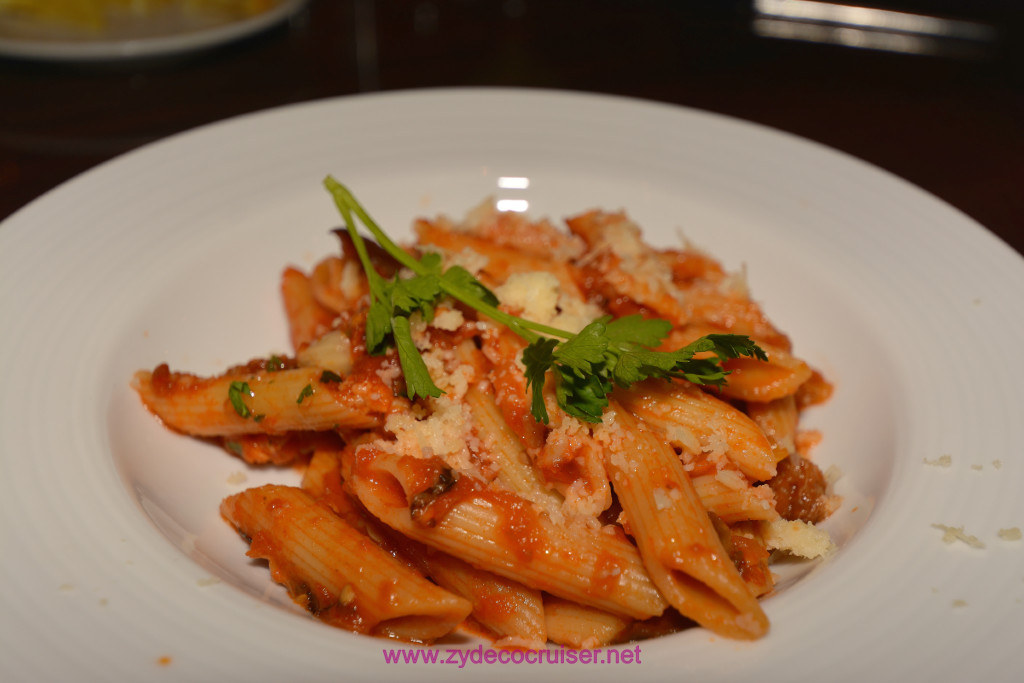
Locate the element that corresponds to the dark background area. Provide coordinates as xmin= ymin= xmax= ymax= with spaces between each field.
xmin=1 ymin=0 xmax=1021 ymax=252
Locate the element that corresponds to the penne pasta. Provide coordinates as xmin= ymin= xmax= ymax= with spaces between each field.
xmin=416 ymin=547 xmax=548 ymax=648
xmin=596 ymin=404 xmax=769 ymax=640
xmin=302 ymin=443 xmax=548 ymax=646
xmin=678 ymin=284 xmax=791 ymax=351
xmin=690 ymin=474 xmax=779 ymax=525
xmin=414 ymin=218 xmax=583 ymax=297
xmin=222 ymin=430 xmax=340 ymax=467
xmin=133 ymin=364 xmax=390 ymax=437
xmin=617 ymin=379 xmax=780 ymax=482
xmin=280 ymin=266 xmax=337 ymax=352
xmin=220 ymin=484 xmax=472 ymax=642
xmin=566 ymin=210 xmax=689 ymax=323
xmin=543 ymin=595 xmax=631 ymax=649
xmin=667 ymin=325 xmax=812 ymax=402
xmin=480 ymin=323 xmax=548 ymax=455
xmin=746 ymin=394 xmax=799 ymax=457
xmin=463 ymin=384 xmax=563 ymax=511
xmin=135 ymin=192 xmax=838 ymax=648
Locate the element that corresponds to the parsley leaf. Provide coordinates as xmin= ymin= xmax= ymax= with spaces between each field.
xmin=523 ymin=336 xmax=558 ymax=424
xmin=392 ymin=316 xmax=443 ymax=399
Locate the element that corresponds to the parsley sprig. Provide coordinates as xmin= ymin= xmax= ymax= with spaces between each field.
xmin=323 ymin=176 xmax=767 ymax=424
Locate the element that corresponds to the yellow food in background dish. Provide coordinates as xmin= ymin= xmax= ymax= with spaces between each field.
xmin=0 ymin=0 xmax=280 ymax=31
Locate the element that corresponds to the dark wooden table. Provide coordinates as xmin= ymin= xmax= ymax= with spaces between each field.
xmin=2 ymin=0 xmax=1022 ymax=254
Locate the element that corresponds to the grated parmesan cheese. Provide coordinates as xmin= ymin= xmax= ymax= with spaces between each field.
xmin=931 ymin=524 xmax=986 ymax=549
xmin=430 ymin=306 xmax=465 ymax=331
xmin=457 ymin=197 xmax=498 ymax=232
xmin=718 ymin=263 xmax=750 ymax=298
xmin=594 ymin=216 xmax=647 ymax=260
xmin=494 ymin=271 xmax=560 ymax=326
xmin=338 ymin=259 xmax=364 ymax=300
xmin=998 ymin=527 xmax=1022 ymax=541
xmin=761 ymin=519 xmax=836 ymax=559
xmin=493 ymin=271 xmax=602 ymax=334
xmin=384 ymin=395 xmax=477 ymax=473
xmin=296 ymin=330 xmax=353 ymax=376
xmin=445 ymin=246 xmax=490 ymax=276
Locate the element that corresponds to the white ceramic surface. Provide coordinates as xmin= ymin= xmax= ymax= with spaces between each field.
xmin=2 ymin=88 xmax=1023 ymax=682
xmin=0 ymin=0 xmax=307 ymax=61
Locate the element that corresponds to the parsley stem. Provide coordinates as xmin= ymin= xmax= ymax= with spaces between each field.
xmin=325 ymin=176 xmax=575 ymax=343
xmin=326 ymin=182 xmax=389 ymax=303
xmin=451 ymin=295 xmax=573 ymax=342
xmin=324 ymin=178 xmax=423 ymax=275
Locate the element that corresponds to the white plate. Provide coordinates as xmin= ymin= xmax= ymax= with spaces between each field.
xmin=0 ymin=0 xmax=307 ymax=61
xmin=2 ymin=88 xmax=1023 ymax=682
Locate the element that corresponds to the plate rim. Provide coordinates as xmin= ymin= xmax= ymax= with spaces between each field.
xmin=2 ymin=86 xmax=1023 ymax=682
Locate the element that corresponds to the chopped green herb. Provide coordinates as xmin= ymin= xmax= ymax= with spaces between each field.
xmin=319 ymin=370 xmax=343 ymax=384
xmin=323 ymin=177 xmax=766 ymax=424
xmin=296 ymin=383 xmax=314 ymax=404
xmin=228 ymin=381 xmax=253 ymax=419
xmin=267 ymin=355 xmax=286 ymax=372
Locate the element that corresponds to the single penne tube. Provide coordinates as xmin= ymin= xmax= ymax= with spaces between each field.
xmin=566 ymin=210 xmax=689 ymax=324
xmin=709 ymin=519 xmax=775 ymax=598
xmin=414 ymin=219 xmax=583 ymax=297
xmin=667 ymin=326 xmax=812 ymax=402
xmin=596 ymin=403 xmax=769 ymax=640
xmin=463 ymin=384 xmax=562 ymax=511
xmin=308 ymin=255 xmax=369 ymax=316
xmin=449 ymin=203 xmax=587 ymax=260
xmin=745 ymin=394 xmax=799 ymax=456
xmin=418 ymin=546 xmax=547 ymax=648
xmin=717 ymin=352 xmax=813 ymax=403
xmin=677 ymin=284 xmax=791 ymax=351
xmin=222 ymin=431 xmax=341 ymax=466
xmin=133 ymin=364 xmax=389 ymax=437
xmin=301 ymin=446 xmax=348 ymax=501
xmin=479 ymin=324 xmax=547 ymax=454
xmin=220 ymin=484 xmax=472 ymax=643
xmin=280 ymin=266 xmax=338 ymax=352
xmin=617 ymin=379 xmax=778 ymax=481
xmin=532 ymin=396 xmax=612 ymax=518
xmin=543 ymin=595 xmax=631 ymax=649
xmin=690 ymin=474 xmax=780 ymax=525
xmin=658 ymin=247 xmax=727 ymax=286
xmin=344 ymin=445 xmax=668 ymax=620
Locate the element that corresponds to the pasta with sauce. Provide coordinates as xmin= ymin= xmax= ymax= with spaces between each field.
xmin=133 ymin=195 xmax=839 ymax=647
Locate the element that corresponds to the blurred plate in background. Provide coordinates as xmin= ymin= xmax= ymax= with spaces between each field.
xmin=0 ymin=0 xmax=307 ymax=61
